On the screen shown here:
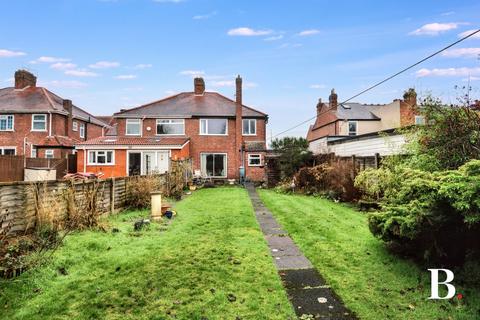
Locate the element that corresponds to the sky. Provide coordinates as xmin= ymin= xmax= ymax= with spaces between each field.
xmin=1 ymin=0 xmax=479 ymax=139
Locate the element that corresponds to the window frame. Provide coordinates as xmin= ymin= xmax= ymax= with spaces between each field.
xmin=156 ymin=119 xmax=185 ymax=135
xmin=199 ymin=118 xmax=228 ymax=136
xmin=125 ymin=119 xmax=142 ymax=136
xmin=72 ymin=121 xmax=78 ymax=132
xmin=79 ymin=123 xmax=85 ymax=138
xmin=348 ymin=121 xmax=357 ymax=136
xmin=248 ymin=154 xmax=262 ymax=167
xmin=87 ymin=150 xmax=115 ymax=166
xmin=31 ymin=147 xmax=37 ymax=158
xmin=31 ymin=114 xmax=47 ymax=132
xmin=0 ymin=115 xmax=14 ymax=131
xmin=200 ymin=153 xmax=227 ymax=178
xmin=45 ymin=149 xmax=54 ymax=159
xmin=415 ymin=115 xmax=425 ymax=125
xmin=242 ymin=119 xmax=257 ymax=136
xmin=0 ymin=146 xmax=16 ymax=155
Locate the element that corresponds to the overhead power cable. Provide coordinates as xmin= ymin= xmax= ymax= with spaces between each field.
xmin=272 ymin=28 xmax=480 ymax=139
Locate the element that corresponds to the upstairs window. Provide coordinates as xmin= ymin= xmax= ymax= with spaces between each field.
xmin=156 ymin=119 xmax=185 ymax=135
xmin=32 ymin=114 xmax=47 ymax=131
xmin=126 ymin=119 xmax=141 ymax=135
xmin=242 ymin=119 xmax=256 ymax=135
xmin=348 ymin=121 xmax=357 ymax=136
xmin=0 ymin=115 xmax=14 ymax=131
xmin=72 ymin=121 xmax=78 ymax=131
xmin=200 ymin=119 xmax=227 ymax=135
xmin=79 ymin=123 xmax=85 ymax=138
xmin=88 ymin=150 xmax=114 ymax=165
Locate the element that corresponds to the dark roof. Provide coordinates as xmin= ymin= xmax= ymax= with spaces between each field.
xmin=244 ymin=141 xmax=267 ymax=152
xmin=76 ymin=136 xmax=189 ymax=147
xmin=35 ymin=135 xmax=78 ymax=148
xmin=114 ymin=92 xmax=267 ymax=118
xmin=0 ymin=87 xmax=110 ymax=127
xmin=336 ymin=103 xmax=381 ymax=120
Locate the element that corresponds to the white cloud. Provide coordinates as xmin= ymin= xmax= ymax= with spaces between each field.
xmin=133 ymin=63 xmax=153 ymax=69
xmin=441 ymin=11 xmax=455 ymax=16
xmin=40 ymin=80 xmax=87 ymax=89
xmin=297 ymin=29 xmax=320 ymax=36
xmin=309 ymin=84 xmax=326 ymax=89
xmin=227 ymin=27 xmax=272 ymax=36
xmin=89 ymin=61 xmax=120 ymax=69
xmin=65 ymin=69 xmax=99 ymax=77
xmin=442 ymin=47 xmax=480 ymax=58
xmin=153 ymin=0 xmax=184 ymax=3
xmin=458 ymin=29 xmax=480 ymax=39
xmin=50 ymin=62 xmax=77 ymax=70
xmin=409 ymin=22 xmax=459 ymax=36
xmin=165 ymin=90 xmax=178 ymax=95
xmin=415 ymin=67 xmax=480 ymax=77
xmin=31 ymin=56 xmax=70 ymax=64
xmin=279 ymin=43 xmax=303 ymax=49
xmin=179 ymin=70 xmax=205 ymax=77
xmin=115 ymin=74 xmax=137 ymax=80
xmin=0 ymin=49 xmax=26 ymax=57
xmin=193 ymin=11 xmax=217 ymax=20
xmin=264 ymin=35 xmax=283 ymax=41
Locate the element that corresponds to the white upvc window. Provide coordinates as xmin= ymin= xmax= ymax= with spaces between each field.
xmin=0 ymin=115 xmax=14 ymax=131
xmin=200 ymin=118 xmax=228 ymax=135
xmin=0 ymin=147 xmax=16 ymax=155
xmin=156 ymin=119 xmax=185 ymax=135
xmin=415 ymin=115 xmax=426 ymax=125
xmin=72 ymin=121 xmax=78 ymax=131
xmin=45 ymin=149 xmax=54 ymax=158
xmin=32 ymin=114 xmax=47 ymax=131
xmin=88 ymin=150 xmax=115 ymax=165
xmin=200 ymin=153 xmax=227 ymax=178
xmin=31 ymin=147 xmax=37 ymax=158
xmin=348 ymin=121 xmax=357 ymax=136
xmin=79 ymin=123 xmax=85 ymax=138
xmin=248 ymin=154 xmax=262 ymax=166
xmin=242 ymin=119 xmax=257 ymax=135
xmin=126 ymin=119 xmax=142 ymax=135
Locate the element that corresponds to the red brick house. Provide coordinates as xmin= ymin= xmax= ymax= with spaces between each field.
xmin=0 ymin=70 xmax=110 ymax=158
xmin=307 ymin=88 xmax=419 ymax=155
xmin=76 ymin=76 xmax=268 ymax=181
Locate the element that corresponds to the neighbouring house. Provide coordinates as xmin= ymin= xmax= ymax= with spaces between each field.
xmin=76 ymin=76 xmax=268 ymax=181
xmin=0 ymin=70 xmax=110 ymax=158
xmin=307 ymin=88 xmax=420 ymax=156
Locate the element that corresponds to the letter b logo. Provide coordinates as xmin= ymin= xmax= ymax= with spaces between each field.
xmin=428 ymin=269 xmax=455 ymax=299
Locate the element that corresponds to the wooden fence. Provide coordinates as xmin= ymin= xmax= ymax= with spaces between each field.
xmin=0 ymin=155 xmax=76 ymax=182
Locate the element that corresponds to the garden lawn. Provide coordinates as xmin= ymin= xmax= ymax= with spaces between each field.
xmin=0 ymin=187 xmax=295 ymax=320
xmin=258 ymin=189 xmax=480 ymax=320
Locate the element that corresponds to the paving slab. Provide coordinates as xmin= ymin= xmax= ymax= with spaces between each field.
xmin=246 ymin=183 xmax=357 ymax=319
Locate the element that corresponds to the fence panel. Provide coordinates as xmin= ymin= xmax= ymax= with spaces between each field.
xmin=0 ymin=156 xmax=24 ymax=182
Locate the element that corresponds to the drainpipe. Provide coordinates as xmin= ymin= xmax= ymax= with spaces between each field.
xmin=83 ymin=147 xmax=87 ymax=173
xmin=48 ymin=111 xmax=52 ymax=137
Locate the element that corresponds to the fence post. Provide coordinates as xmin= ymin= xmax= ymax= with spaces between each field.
xmin=110 ymin=178 xmax=115 ymax=214
xmin=374 ymin=153 xmax=380 ymax=169
xmin=351 ymin=155 xmax=356 ymax=179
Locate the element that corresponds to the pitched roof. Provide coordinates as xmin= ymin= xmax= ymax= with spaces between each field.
xmin=0 ymin=87 xmax=110 ymax=127
xmin=336 ymin=103 xmax=381 ymax=120
xmin=76 ymin=136 xmax=189 ymax=147
xmin=114 ymin=92 xmax=267 ymax=118
xmin=35 ymin=135 xmax=78 ymax=147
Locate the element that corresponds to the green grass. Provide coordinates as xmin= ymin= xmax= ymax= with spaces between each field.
xmin=0 ymin=187 xmax=295 ymax=320
xmin=258 ymin=189 xmax=480 ymax=320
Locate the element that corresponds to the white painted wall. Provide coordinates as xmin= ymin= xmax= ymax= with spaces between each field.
xmin=328 ymin=134 xmax=406 ymax=157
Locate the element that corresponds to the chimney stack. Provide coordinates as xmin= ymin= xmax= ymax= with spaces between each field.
xmin=316 ymin=98 xmax=323 ymax=115
xmin=15 ymin=69 xmax=37 ymax=89
xmin=403 ymin=88 xmax=417 ymax=107
xmin=194 ymin=77 xmax=205 ymax=95
xmin=63 ymin=99 xmax=73 ymax=136
xmin=236 ymin=75 xmax=242 ymax=105
xmin=329 ymin=89 xmax=338 ymax=110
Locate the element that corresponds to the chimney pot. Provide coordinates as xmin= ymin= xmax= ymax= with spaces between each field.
xmin=236 ymin=75 xmax=242 ymax=105
xmin=194 ymin=77 xmax=205 ymax=95
xmin=14 ymin=69 xmax=37 ymax=89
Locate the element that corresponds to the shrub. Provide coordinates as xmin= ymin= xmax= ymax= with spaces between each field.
xmin=292 ymin=161 xmax=359 ymax=202
xmin=64 ymin=180 xmax=104 ymax=230
xmin=366 ymin=160 xmax=480 ymax=265
xmin=126 ymin=175 xmax=162 ymax=209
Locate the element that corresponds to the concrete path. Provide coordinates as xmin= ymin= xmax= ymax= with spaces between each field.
xmin=246 ymin=184 xmax=357 ymax=319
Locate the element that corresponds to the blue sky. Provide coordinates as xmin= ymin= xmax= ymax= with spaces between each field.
xmin=1 ymin=0 xmax=479 ymax=138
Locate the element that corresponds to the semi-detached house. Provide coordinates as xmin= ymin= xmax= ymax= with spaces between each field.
xmin=76 ymin=76 xmax=268 ymax=181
